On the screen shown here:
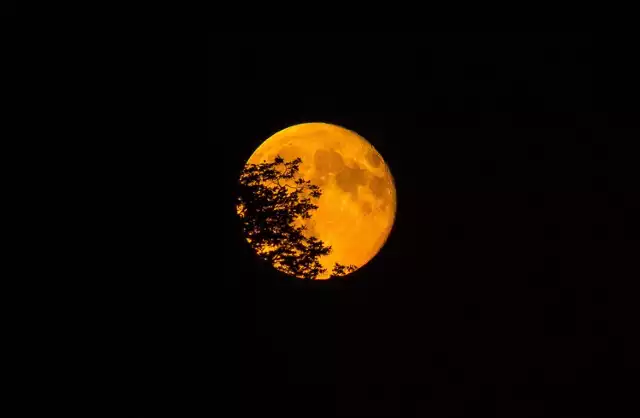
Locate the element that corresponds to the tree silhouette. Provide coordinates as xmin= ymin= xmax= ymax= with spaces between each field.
xmin=237 ymin=156 xmax=357 ymax=280
xmin=330 ymin=262 xmax=357 ymax=278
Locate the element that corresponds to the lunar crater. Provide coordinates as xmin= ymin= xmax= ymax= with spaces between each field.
xmin=366 ymin=150 xmax=382 ymax=168
xmin=314 ymin=149 xmax=344 ymax=175
xmin=369 ymin=175 xmax=387 ymax=200
xmin=361 ymin=201 xmax=373 ymax=215
xmin=336 ymin=165 xmax=368 ymax=195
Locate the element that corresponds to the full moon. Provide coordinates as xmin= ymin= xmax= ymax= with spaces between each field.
xmin=243 ymin=122 xmax=396 ymax=279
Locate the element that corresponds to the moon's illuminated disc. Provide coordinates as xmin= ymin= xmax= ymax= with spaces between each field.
xmin=244 ymin=122 xmax=396 ymax=279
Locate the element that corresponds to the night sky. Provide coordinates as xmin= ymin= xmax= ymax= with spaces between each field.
xmin=210 ymin=33 xmax=639 ymax=417
xmin=2 ymin=1 xmax=15 ymax=15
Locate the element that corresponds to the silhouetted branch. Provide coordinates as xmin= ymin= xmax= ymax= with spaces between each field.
xmin=237 ymin=156 xmax=356 ymax=280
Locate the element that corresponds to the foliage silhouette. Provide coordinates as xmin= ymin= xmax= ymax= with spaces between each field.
xmin=329 ymin=262 xmax=357 ymax=279
xmin=237 ymin=156 xmax=357 ymax=280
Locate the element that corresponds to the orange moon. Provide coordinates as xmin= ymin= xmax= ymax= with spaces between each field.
xmin=244 ymin=122 xmax=396 ymax=279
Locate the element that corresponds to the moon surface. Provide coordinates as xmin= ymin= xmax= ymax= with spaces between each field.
xmin=244 ymin=122 xmax=396 ymax=279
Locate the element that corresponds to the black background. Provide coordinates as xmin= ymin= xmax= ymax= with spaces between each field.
xmin=209 ymin=32 xmax=639 ymax=417
xmin=2 ymin=1 xmax=15 ymax=16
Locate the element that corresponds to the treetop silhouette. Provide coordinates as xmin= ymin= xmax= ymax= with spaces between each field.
xmin=237 ymin=156 xmax=357 ymax=280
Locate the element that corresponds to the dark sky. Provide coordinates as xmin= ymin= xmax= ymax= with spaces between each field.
xmin=2 ymin=1 xmax=15 ymax=15
xmin=210 ymin=32 xmax=639 ymax=417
